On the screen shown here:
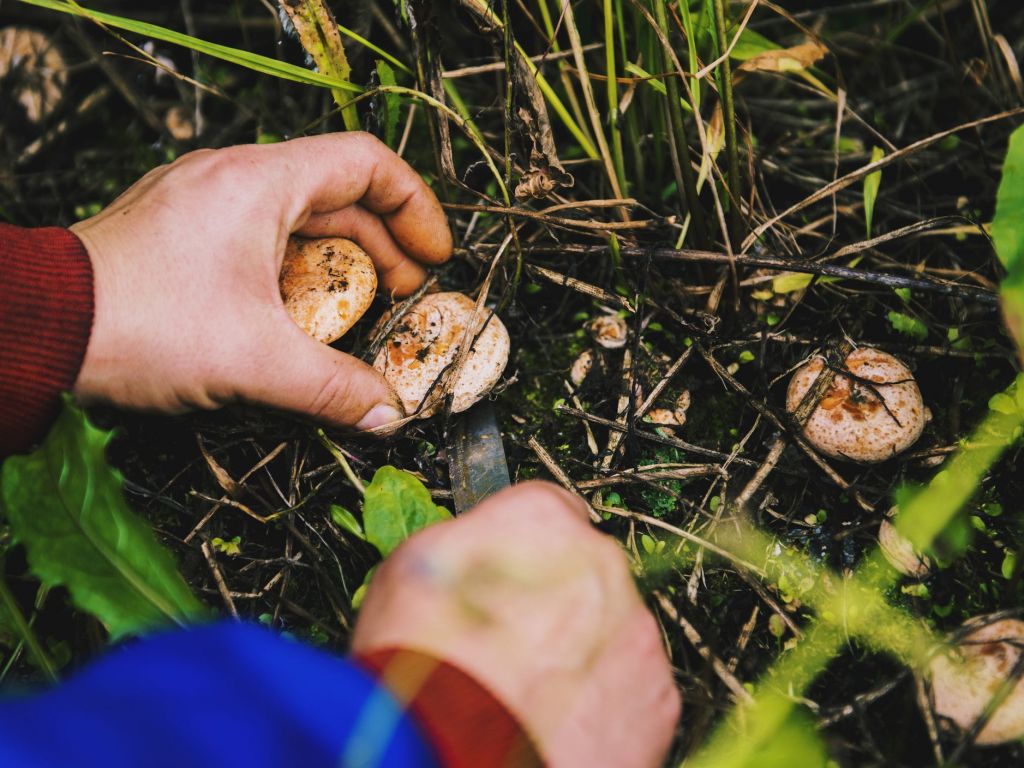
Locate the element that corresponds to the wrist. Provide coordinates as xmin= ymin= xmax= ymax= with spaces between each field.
xmin=0 ymin=224 xmax=94 ymax=456
xmin=355 ymin=647 xmax=544 ymax=768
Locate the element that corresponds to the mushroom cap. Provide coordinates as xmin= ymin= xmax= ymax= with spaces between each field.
xmin=929 ymin=618 xmax=1024 ymax=745
xmin=280 ymin=237 xmax=377 ymax=344
xmin=878 ymin=506 xmax=931 ymax=579
xmin=373 ymin=292 xmax=510 ymax=418
xmin=645 ymin=408 xmax=682 ymax=433
xmin=786 ymin=347 xmax=927 ymax=463
xmin=589 ymin=314 xmax=628 ymax=349
xmin=0 ymin=28 xmax=66 ymax=123
xmin=570 ymin=350 xmax=595 ymax=387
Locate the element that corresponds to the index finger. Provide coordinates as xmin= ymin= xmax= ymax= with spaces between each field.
xmin=262 ymin=132 xmax=452 ymax=266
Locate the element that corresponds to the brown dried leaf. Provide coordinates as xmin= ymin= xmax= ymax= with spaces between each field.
xmin=737 ymin=41 xmax=828 ymax=74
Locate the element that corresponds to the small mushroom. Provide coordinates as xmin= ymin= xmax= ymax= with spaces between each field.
xmin=589 ymin=314 xmax=628 ymax=349
xmin=674 ymin=389 xmax=691 ymax=425
xmin=928 ymin=618 xmax=1024 ymax=745
xmin=280 ymin=237 xmax=377 ymax=344
xmin=644 ymin=408 xmax=683 ymax=433
xmin=569 ymin=350 xmax=595 ymax=387
xmin=373 ymin=292 xmax=510 ymax=418
xmin=786 ymin=347 xmax=929 ymax=463
xmin=0 ymin=28 xmax=66 ymax=124
xmin=878 ymin=506 xmax=931 ymax=579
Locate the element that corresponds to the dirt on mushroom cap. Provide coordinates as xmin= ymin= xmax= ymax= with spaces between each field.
xmin=929 ymin=618 xmax=1024 ymax=745
xmin=373 ymin=292 xmax=510 ymax=418
xmin=786 ymin=347 xmax=928 ymax=463
xmin=280 ymin=237 xmax=377 ymax=344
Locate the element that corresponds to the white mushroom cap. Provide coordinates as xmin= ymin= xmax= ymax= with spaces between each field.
xmin=786 ymin=347 xmax=929 ymax=463
xmin=589 ymin=314 xmax=628 ymax=349
xmin=373 ymin=292 xmax=510 ymax=418
xmin=280 ymin=237 xmax=377 ymax=344
xmin=570 ymin=350 xmax=595 ymax=387
xmin=878 ymin=506 xmax=931 ymax=579
xmin=929 ymin=618 xmax=1024 ymax=745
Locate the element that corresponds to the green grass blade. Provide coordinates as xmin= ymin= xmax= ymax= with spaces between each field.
xmin=17 ymin=0 xmax=363 ymax=93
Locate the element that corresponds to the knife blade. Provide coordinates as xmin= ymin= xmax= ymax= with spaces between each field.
xmin=447 ymin=401 xmax=511 ymax=514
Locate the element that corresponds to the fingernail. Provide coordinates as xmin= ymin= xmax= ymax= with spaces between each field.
xmin=356 ymin=404 xmax=403 ymax=431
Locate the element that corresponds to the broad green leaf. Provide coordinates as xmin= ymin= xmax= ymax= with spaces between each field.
xmin=992 ymin=126 xmax=1024 ymax=357
xmin=992 ymin=126 xmax=1024 ymax=272
xmin=363 ymin=466 xmax=451 ymax=558
xmin=887 ymin=310 xmax=928 ymax=341
xmin=375 ymin=60 xmax=401 ymax=148
xmin=864 ymin=146 xmax=885 ymax=237
xmin=330 ymin=504 xmax=366 ymax=541
xmin=0 ymin=398 xmax=205 ymax=640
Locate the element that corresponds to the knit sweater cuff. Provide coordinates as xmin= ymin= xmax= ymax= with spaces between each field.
xmin=0 ymin=224 xmax=94 ymax=457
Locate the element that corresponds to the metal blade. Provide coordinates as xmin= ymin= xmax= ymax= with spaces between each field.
xmin=447 ymin=401 xmax=511 ymax=514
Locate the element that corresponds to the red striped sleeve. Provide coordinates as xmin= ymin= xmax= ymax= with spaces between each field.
xmin=0 ymin=224 xmax=94 ymax=457
xmin=356 ymin=648 xmax=545 ymax=768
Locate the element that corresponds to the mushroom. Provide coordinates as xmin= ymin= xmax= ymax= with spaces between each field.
xmin=928 ymin=618 xmax=1024 ymax=745
xmin=644 ymin=391 xmax=691 ymax=434
xmin=589 ymin=314 xmax=628 ymax=349
xmin=644 ymin=408 xmax=683 ymax=433
xmin=786 ymin=347 xmax=929 ymax=463
xmin=0 ymin=28 xmax=66 ymax=123
xmin=280 ymin=237 xmax=377 ymax=344
xmin=373 ymin=292 xmax=510 ymax=418
xmin=878 ymin=506 xmax=931 ymax=579
xmin=569 ymin=350 xmax=595 ymax=387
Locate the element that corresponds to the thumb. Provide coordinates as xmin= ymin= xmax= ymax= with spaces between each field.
xmin=242 ymin=320 xmax=404 ymax=431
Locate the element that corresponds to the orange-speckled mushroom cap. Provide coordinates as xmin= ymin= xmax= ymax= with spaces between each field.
xmin=280 ymin=237 xmax=377 ymax=344
xmin=373 ymin=292 xmax=510 ymax=418
xmin=786 ymin=347 xmax=928 ymax=463
xmin=929 ymin=618 xmax=1024 ymax=745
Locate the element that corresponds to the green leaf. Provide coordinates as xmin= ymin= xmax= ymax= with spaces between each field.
xmin=330 ymin=504 xmax=366 ymax=541
xmin=375 ymin=60 xmax=401 ymax=148
xmin=772 ymin=272 xmax=814 ymax=294
xmin=863 ymin=146 xmax=885 ymax=237
xmin=211 ymin=536 xmax=241 ymax=556
xmin=989 ymin=392 xmax=1019 ymax=415
xmin=0 ymin=397 xmax=205 ymax=640
xmin=992 ymin=126 xmax=1024 ymax=356
xmin=363 ymin=466 xmax=451 ymax=557
xmin=992 ymin=126 xmax=1024 ymax=272
xmin=1002 ymin=550 xmax=1017 ymax=580
xmin=887 ymin=311 xmax=928 ymax=341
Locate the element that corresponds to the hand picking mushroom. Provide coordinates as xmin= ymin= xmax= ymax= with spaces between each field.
xmin=786 ymin=347 xmax=929 ymax=463
xmin=928 ymin=618 xmax=1024 ymax=745
xmin=878 ymin=506 xmax=931 ymax=579
xmin=373 ymin=292 xmax=510 ymax=418
xmin=280 ymin=237 xmax=377 ymax=344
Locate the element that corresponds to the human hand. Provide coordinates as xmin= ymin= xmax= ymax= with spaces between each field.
xmin=352 ymin=482 xmax=681 ymax=768
xmin=71 ymin=133 xmax=451 ymax=430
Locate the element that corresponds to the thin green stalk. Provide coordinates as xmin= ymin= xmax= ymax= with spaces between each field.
xmin=0 ymin=572 xmax=57 ymax=682
xmin=653 ymin=0 xmax=707 ymax=247
xmin=604 ymin=0 xmax=627 ymax=193
xmin=711 ymin=0 xmax=743 ymax=246
xmin=534 ymin=0 xmax=597 ymax=156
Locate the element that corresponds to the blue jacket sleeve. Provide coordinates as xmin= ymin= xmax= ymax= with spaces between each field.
xmin=0 ymin=621 xmax=441 ymax=768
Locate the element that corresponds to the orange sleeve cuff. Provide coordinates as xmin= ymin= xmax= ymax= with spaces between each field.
xmin=355 ymin=648 xmax=544 ymax=768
